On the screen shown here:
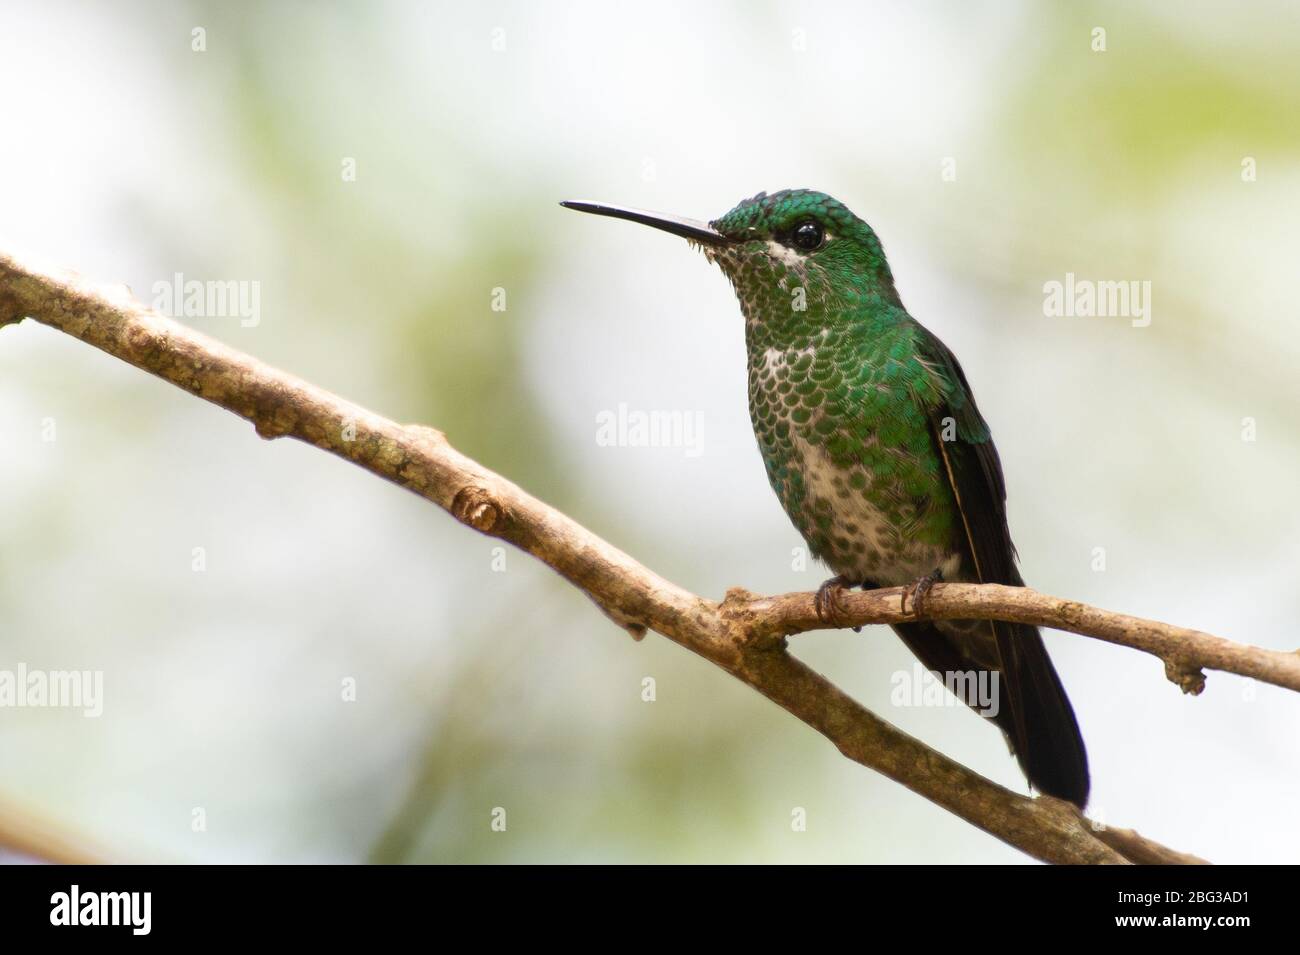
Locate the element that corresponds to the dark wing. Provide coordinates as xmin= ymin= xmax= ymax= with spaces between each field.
xmin=907 ymin=325 xmax=1090 ymax=806
xmin=915 ymin=329 xmax=1020 ymax=586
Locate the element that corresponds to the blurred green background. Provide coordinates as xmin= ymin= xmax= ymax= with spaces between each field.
xmin=1 ymin=0 xmax=1297 ymax=863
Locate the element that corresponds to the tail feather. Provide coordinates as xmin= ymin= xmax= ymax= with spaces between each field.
xmin=892 ymin=619 xmax=1090 ymax=807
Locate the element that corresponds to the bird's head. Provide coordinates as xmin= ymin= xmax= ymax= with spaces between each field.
xmin=562 ymin=189 xmax=901 ymax=320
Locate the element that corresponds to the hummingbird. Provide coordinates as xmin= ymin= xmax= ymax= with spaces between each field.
xmin=561 ymin=189 xmax=1090 ymax=807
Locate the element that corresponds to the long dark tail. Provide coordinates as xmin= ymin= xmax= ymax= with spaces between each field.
xmin=892 ymin=619 xmax=1090 ymax=808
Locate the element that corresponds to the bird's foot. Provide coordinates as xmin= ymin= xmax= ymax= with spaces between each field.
xmin=903 ymin=567 xmax=944 ymax=619
xmin=815 ymin=575 xmax=861 ymax=631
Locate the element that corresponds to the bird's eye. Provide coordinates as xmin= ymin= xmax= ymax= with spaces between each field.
xmin=791 ymin=220 xmax=823 ymax=251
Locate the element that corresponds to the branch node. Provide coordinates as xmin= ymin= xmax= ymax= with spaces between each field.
xmin=404 ymin=424 xmax=448 ymax=447
xmin=1164 ymin=658 xmax=1207 ymax=696
xmin=720 ymin=587 xmax=788 ymax=650
xmin=591 ymin=599 xmax=648 ymax=641
xmin=451 ymin=485 xmax=502 ymax=533
xmin=721 ymin=585 xmax=761 ymax=606
xmin=253 ymin=415 xmax=294 ymax=441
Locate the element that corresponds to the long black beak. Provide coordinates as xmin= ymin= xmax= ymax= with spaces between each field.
xmin=560 ymin=200 xmax=730 ymax=246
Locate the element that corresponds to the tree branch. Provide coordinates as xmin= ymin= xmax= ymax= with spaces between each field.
xmin=0 ymin=792 xmax=109 ymax=864
xmin=738 ymin=584 xmax=1300 ymax=696
xmin=4 ymin=250 xmax=1256 ymax=864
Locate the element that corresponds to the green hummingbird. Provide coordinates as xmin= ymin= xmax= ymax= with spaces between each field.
xmin=562 ymin=189 xmax=1089 ymax=807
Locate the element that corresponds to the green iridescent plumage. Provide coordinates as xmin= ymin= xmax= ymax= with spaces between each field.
xmin=563 ymin=189 xmax=1090 ymax=807
xmin=706 ymin=191 xmax=982 ymax=583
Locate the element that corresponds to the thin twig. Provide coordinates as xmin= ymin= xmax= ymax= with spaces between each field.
xmin=736 ymin=584 xmax=1300 ymax=695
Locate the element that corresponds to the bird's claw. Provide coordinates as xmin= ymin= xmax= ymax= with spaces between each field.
xmin=903 ymin=568 xmax=944 ymax=619
xmin=815 ymin=575 xmax=860 ymax=630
